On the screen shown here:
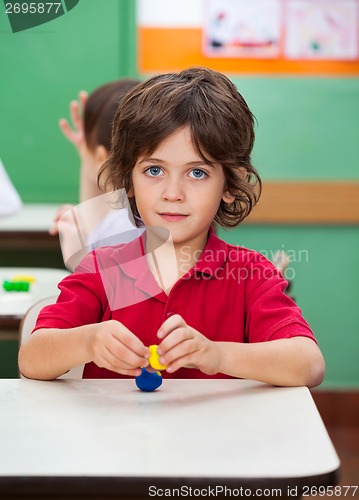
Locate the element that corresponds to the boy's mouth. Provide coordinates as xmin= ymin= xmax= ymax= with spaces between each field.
xmin=158 ymin=212 xmax=189 ymax=222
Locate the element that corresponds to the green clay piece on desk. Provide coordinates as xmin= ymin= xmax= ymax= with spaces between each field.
xmin=2 ymin=280 xmax=30 ymax=292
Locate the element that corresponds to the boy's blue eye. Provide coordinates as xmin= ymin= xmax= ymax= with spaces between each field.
xmin=190 ymin=169 xmax=207 ymax=179
xmin=146 ymin=166 xmax=163 ymax=177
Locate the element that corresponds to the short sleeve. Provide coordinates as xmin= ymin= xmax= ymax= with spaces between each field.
xmin=33 ymin=253 xmax=107 ymax=331
xmin=244 ymin=253 xmax=316 ymax=344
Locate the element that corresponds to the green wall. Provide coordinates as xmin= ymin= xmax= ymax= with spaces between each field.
xmin=231 ymin=77 xmax=359 ymax=180
xmin=1 ymin=1 xmax=358 ymax=386
xmin=217 ymin=226 xmax=359 ymax=388
xmin=224 ymin=77 xmax=359 ymax=388
xmin=0 ymin=0 xmax=137 ymax=203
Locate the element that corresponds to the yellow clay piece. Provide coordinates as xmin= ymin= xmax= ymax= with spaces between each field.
xmin=148 ymin=344 xmax=167 ymax=371
xmin=12 ymin=275 xmax=36 ymax=283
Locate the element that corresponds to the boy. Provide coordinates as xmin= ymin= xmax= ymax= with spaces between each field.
xmin=19 ymin=67 xmax=325 ymax=387
xmin=49 ymin=80 xmax=142 ymax=271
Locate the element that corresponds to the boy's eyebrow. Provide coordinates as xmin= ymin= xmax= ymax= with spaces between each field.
xmin=139 ymin=157 xmax=215 ymax=168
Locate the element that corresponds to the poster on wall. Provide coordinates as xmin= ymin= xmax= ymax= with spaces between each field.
xmin=137 ymin=0 xmax=359 ymax=75
xmin=203 ymin=0 xmax=359 ymax=61
xmin=285 ymin=0 xmax=359 ymax=60
xmin=203 ymin=0 xmax=282 ymax=58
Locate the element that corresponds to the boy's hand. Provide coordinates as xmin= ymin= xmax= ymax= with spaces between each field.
xmin=157 ymin=315 xmax=220 ymax=375
xmin=49 ymin=203 xmax=74 ymax=236
xmin=87 ymin=320 xmax=149 ymax=377
xmin=59 ymin=91 xmax=88 ymax=160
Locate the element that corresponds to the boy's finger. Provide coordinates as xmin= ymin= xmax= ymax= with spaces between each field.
xmin=111 ymin=324 xmax=149 ymax=358
xmin=159 ymin=338 xmax=195 ymax=366
xmin=48 ymin=225 xmax=58 ymax=236
xmin=157 ymin=326 xmax=190 ymax=354
xmin=100 ymin=351 xmax=144 ymax=376
xmin=59 ymin=119 xmax=75 ymax=141
xmin=157 ymin=314 xmax=186 ymax=339
xmin=58 ymin=118 xmax=68 ymax=130
xmin=165 ymin=352 xmax=196 ymax=374
xmin=70 ymin=100 xmax=83 ymax=130
xmin=79 ymin=90 xmax=88 ymax=110
xmin=105 ymin=343 xmax=149 ymax=370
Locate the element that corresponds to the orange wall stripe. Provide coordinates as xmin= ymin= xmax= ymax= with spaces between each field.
xmin=138 ymin=27 xmax=359 ymax=75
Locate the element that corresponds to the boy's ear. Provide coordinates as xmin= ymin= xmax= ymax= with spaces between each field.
xmin=222 ymin=190 xmax=235 ymax=204
xmin=222 ymin=167 xmax=247 ymax=204
xmin=95 ymin=145 xmax=109 ymax=165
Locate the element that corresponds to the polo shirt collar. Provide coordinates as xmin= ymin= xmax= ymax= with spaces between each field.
xmin=118 ymin=226 xmax=229 ymax=285
xmin=115 ymin=234 xmax=164 ymax=299
xmin=191 ymin=226 xmax=228 ymax=277
xmin=115 ymin=234 xmax=148 ymax=281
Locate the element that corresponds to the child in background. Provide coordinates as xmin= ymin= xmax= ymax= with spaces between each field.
xmin=19 ymin=67 xmax=325 ymax=387
xmin=49 ymin=80 xmax=141 ymax=253
xmin=0 ymin=159 xmax=22 ymax=217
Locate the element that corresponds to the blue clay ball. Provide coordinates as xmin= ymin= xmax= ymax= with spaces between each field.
xmin=135 ymin=368 xmax=163 ymax=392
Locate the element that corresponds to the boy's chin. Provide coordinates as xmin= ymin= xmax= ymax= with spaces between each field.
xmin=146 ymin=226 xmax=172 ymax=243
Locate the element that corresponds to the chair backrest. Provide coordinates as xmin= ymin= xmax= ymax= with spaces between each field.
xmin=19 ymin=296 xmax=84 ymax=379
xmin=271 ymin=250 xmax=294 ymax=301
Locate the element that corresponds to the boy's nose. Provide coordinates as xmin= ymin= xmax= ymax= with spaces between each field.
xmin=162 ymin=178 xmax=185 ymax=202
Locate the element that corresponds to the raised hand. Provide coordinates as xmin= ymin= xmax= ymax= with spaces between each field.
xmin=49 ymin=203 xmax=74 ymax=236
xmin=58 ymin=91 xmax=88 ymax=160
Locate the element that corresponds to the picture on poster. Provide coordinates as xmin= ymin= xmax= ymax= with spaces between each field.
xmin=203 ymin=0 xmax=282 ymax=58
xmin=285 ymin=0 xmax=359 ymax=60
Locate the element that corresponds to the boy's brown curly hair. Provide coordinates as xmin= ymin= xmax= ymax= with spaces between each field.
xmin=99 ymin=67 xmax=261 ymax=227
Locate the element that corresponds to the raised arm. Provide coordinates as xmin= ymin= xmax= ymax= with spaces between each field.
xmin=58 ymin=91 xmax=88 ymax=159
xmin=59 ymin=91 xmax=103 ymax=202
xmin=50 ymin=92 xmax=104 ymax=236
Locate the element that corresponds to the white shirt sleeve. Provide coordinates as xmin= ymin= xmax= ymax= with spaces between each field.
xmin=0 ymin=159 xmax=23 ymax=217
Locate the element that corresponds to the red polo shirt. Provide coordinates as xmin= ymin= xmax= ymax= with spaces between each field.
xmin=34 ymin=229 xmax=316 ymax=379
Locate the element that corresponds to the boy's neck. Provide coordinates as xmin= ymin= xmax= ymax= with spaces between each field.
xmin=144 ymin=228 xmax=209 ymax=294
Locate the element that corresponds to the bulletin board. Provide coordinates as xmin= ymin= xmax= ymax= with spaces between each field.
xmin=137 ymin=0 xmax=359 ymax=75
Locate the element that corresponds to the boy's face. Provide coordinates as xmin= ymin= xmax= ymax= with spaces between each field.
xmin=132 ymin=126 xmax=234 ymax=251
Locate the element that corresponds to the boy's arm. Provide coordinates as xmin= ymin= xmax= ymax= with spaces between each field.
xmin=214 ymin=336 xmax=325 ymax=388
xmin=18 ymin=325 xmax=93 ymax=380
xmin=18 ymin=320 xmax=149 ymax=381
xmin=157 ymin=315 xmax=325 ymax=388
xmin=59 ymin=91 xmax=102 ymax=203
xmin=79 ymin=160 xmax=103 ymax=202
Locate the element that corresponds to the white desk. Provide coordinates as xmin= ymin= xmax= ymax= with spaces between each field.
xmin=0 ymin=204 xmax=59 ymax=232
xmin=0 ymin=203 xmax=60 ymax=250
xmin=0 ymin=379 xmax=340 ymax=499
xmin=0 ymin=203 xmax=65 ymax=270
xmin=0 ymin=267 xmax=68 ymax=338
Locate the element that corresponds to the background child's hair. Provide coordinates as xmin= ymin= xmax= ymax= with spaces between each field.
xmin=100 ymin=67 xmax=261 ymax=227
xmin=84 ymin=79 xmax=140 ymax=152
